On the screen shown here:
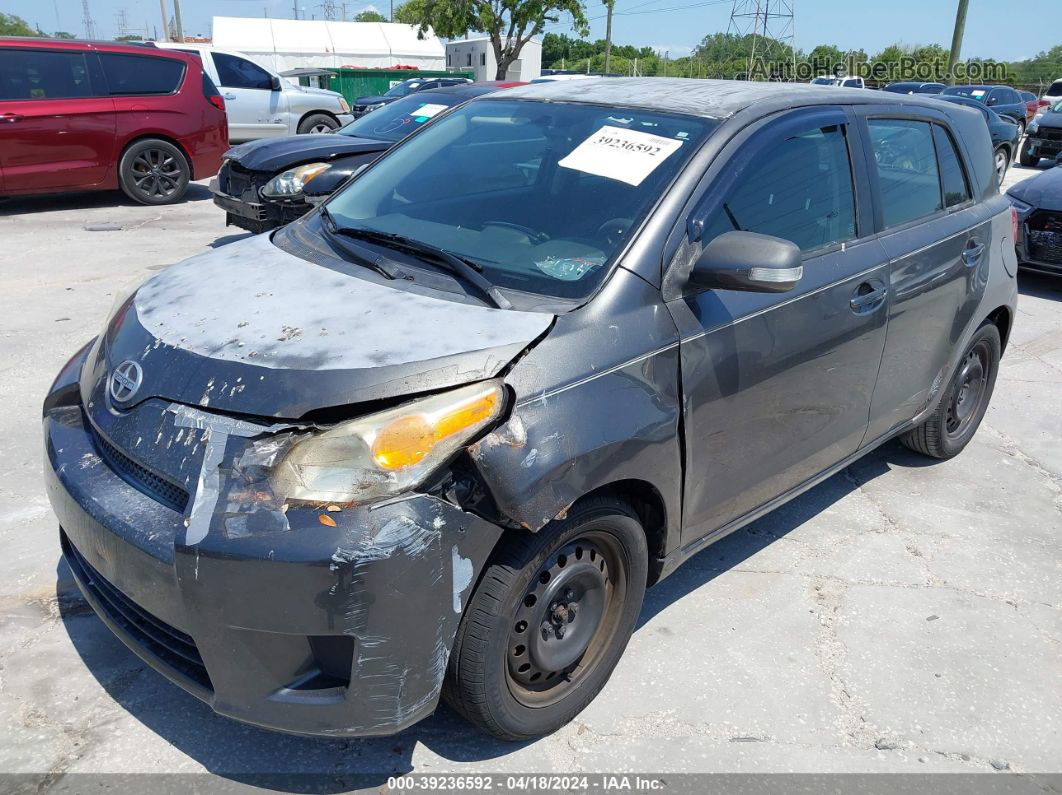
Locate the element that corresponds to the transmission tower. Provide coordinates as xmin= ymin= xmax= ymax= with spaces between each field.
xmin=318 ymin=0 xmax=339 ymax=19
xmin=115 ymin=8 xmax=130 ymax=37
xmin=725 ymin=0 xmax=796 ymax=81
xmin=82 ymin=0 xmax=97 ymax=38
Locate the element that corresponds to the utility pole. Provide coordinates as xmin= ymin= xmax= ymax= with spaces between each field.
xmin=603 ymin=0 xmax=614 ymax=75
xmin=172 ymin=0 xmax=184 ymax=41
xmin=946 ymin=0 xmax=969 ymax=85
xmin=293 ymin=0 xmax=299 ymax=19
xmin=158 ymin=0 xmax=168 ymax=41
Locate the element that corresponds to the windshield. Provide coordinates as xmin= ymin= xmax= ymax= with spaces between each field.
xmin=339 ymin=93 xmax=463 ymax=142
xmin=325 ymin=99 xmax=714 ymax=300
xmin=941 ymin=86 xmax=989 ymax=102
xmin=811 ymin=77 xmax=840 ymax=85
xmin=1047 ymin=81 xmax=1062 ymax=97
xmin=384 ymin=80 xmax=420 ymax=98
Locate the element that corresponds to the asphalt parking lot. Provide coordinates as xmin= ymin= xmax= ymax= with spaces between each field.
xmin=0 ymin=162 xmax=1060 ymax=786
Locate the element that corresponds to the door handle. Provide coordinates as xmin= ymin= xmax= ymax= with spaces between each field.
xmin=850 ymin=280 xmax=887 ymax=313
xmin=0 ymin=113 xmax=23 ymax=123
xmin=223 ymin=93 xmax=236 ymax=100
xmin=962 ymin=240 xmax=986 ymax=267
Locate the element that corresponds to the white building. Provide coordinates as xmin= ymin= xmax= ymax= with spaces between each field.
xmin=211 ymin=17 xmax=446 ymax=73
xmin=445 ymin=37 xmax=541 ymax=82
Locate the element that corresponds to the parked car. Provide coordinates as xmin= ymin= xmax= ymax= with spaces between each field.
xmin=44 ymin=78 xmax=1016 ymax=742
xmin=350 ymin=76 xmax=472 ymax=117
xmin=810 ymin=75 xmax=866 ymax=88
xmin=932 ymin=94 xmax=1020 ymax=181
xmin=1020 ymin=99 xmax=1062 ymax=167
xmin=1018 ymin=89 xmax=1045 ymax=117
xmin=1007 ymin=152 xmax=1062 ymax=276
xmin=0 ymin=36 xmax=227 ymax=204
xmin=940 ymin=84 xmax=1031 ymax=135
xmin=152 ymin=43 xmax=353 ymax=140
xmin=882 ymin=81 xmax=945 ymax=94
xmin=1041 ymin=78 xmax=1062 ymax=107
xmin=211 ymin=82 xmax=523 ymax=232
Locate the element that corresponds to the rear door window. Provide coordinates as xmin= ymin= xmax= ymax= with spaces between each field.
xmin=214 ymin=53 xmax=273 ymax=90
xmin=932 ymin=125 xmax=970 ymax=206
xmin=98 ymin=53 xmax=185 ymax=95
xmin=700 ymin=122 xmax=857 ymax=253
xmin=0 ymin=50 xmax=93 ymax=100
xmin=868 ymin=119 xmax=942 ymax=228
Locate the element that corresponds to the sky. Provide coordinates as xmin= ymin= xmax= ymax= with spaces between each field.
xmin=6 ymin=0 xmax=1058 ymax=63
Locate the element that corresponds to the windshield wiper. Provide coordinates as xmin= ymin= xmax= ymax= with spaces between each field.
xmin=318 ymin=207 xmax=410 ymax=281
xmin=329 ymin=224 xmax=513 ymax=310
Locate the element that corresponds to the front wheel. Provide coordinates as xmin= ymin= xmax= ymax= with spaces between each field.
xmin=297 ymin=113 xmax=339 ymax=134
xmin=900 ymin=323 xmax=1001 ymax=460
xmin=444 ymin=497 xmax=648 ymax=740
xmin=1019 ymin=142 xmax=1040 ymax=167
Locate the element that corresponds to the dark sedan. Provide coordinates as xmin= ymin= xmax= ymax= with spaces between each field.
xmin=1008 ymin=152 xmax=1062 ymax=276
xmin=882 ymin=81 xmax=945 ymax=94
xmin=1020 ymin=99 xmax=1062 ymax=167
xmin=932 ymin=94 xmax=1021 ymax=181
xmin=350 ymin=76 xmax=472 ymax=116
xmin=210 ymin=82 xmax=521 ymax=232
xmin=940 ymin=85 xmax=1031 ymax=135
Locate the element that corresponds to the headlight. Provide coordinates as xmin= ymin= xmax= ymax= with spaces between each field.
xmin=261 ymin=162 xmax=332 ymax=197
xmin=1028 ymin=120 xmax=1039 ymax=134
xmin=271 ymin=380 xmax=505 ymax=505
xmin=365 ymin=102 xmax=385 ymax=112
xmin=338 ymin=97 xmax=350 ymax=113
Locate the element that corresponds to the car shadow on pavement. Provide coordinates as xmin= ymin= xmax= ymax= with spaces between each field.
xmin=0 ymin=183 xmax=213 ymax=216
xmin=1018 ymin=271 xmax=1062 ymax=300
xmin=56 ymin=439 xmax=923 ymax=791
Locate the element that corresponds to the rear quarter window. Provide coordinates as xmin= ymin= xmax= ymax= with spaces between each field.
xmin=99 ymin=53 xmax=185 ymax=95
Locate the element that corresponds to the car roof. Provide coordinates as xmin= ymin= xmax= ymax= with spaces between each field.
xmin=0 ymin=36 xmax=181 ymax=55
xmin=418 ymin=82 xmax=521 ymax=99
xmin=492 ymin=77 xmax=957 ymax=120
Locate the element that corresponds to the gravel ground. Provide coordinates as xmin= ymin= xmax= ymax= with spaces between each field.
xmin=0 ymin=160 xmax=1059 ymax=787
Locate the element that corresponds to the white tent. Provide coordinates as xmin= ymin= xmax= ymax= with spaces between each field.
xmin=211 ymin=17 xmax=446 ymax=73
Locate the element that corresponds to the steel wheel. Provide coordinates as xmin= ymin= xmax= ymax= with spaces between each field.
xmin=130 ymin=147 xmax=183 ymax=200
xmin=505 ymin=530 xmax=628 ymax=708
xmin=945 ymin=340 xmax=990 ymax=441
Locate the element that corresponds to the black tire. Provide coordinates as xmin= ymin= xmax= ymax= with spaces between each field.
xmin=444 ymin=497 xmax=648 ymax=740
xmin=1019 ymin=142 xmax=1040 ymax=168
xmin=900 ymin=323 xmax=1001 ymax=460
xmin=297 ymin=113 xmax=339 ymax=134
xmin=118 ymin=139 xmax=190 ymax=205
xmin=993 ymin=146 xmax=1010 ymax=182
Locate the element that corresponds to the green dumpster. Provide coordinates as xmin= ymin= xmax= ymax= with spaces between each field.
xmin=327 ymin=68 xmax=474 ymax=104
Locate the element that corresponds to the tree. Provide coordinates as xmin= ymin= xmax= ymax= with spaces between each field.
xmin=0 ymin=12 xmax=40 ymax=36
xmin=395 ymin=0 xmax=588 ymax=80
xmin=115 ymin=34 xmax=144 ymax=41
xmin=52 ymin=31 xmax=77 ymax=39
xmin=355 ymin=9 xmax=389 ymax=21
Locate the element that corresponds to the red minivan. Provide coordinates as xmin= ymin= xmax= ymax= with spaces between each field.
xmin=0 ymin=37 xmax=228 ymax=204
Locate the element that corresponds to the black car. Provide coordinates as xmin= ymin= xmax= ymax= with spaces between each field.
xmin=882 ymin=81 xmax=945 ymax=94
xmin=1007 ymin=152 xmax=1062 ymax=275
xmin=46 ymin=79 xmax=1016 ymax=742
xmin=210 ymin=82 xmax=516 ymax=232
xmin=933 ymin=94 xmax=1021 ymax=181
xmin=1020 ymin=99 xmax=1062 ymax=167
xmin=350 ymin=76 xmax=472 ymax=116
xmin=940 ymin=85 xmax=1030 ymax=135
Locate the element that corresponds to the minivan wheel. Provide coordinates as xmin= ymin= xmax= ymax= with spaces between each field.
xmin=444 ymin=497 xmax=648 ymax=740
xmin=900 ymin=323 xmax=1001 ymax=460
xmin=119 ymin=140 xmax=190 ymax=205
xmin=297 ymin=113 xmax=339 ymax=134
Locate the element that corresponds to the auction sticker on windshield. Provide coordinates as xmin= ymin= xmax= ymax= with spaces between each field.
xmin=559 ymin=125 xmax=684 ymax=186
xmin=412 ymin=103 xmax=449 ymax=122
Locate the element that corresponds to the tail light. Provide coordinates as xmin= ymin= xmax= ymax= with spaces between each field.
xmin=201 ymin=72 xmax=225 ymax=111
xmin=208 ymin=94 xmax=225 ymax=111
xmin=1011 ymin=207 xmax=1019 ymax=242
xmin=1038 ymin=99 xmax=1050 ymax=108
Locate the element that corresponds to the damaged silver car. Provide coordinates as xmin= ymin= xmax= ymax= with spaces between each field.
xmin=44 ymin=78 xmax=1018 ymax=740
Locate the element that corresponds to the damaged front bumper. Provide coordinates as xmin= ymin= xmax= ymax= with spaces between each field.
xmin=43 ymin=350 xmax=503 ymax=737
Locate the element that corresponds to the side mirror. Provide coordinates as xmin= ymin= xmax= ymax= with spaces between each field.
xmin=688 ymin=231 xmax=803 ymax=293
xmin=985 ymin=96 xmax=998 ymax=106
xmin=270 ymin=75 xmax=282 ymax=91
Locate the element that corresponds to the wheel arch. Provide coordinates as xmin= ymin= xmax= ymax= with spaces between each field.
xmin=297 ymin=109 xmax=340 ymax=131
xmin=985 ymin=304 xmax=1013 ymax=353
xmin=118 ymin=134 xmax=196 ymax=179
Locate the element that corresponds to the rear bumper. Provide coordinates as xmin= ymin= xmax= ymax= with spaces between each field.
xmin=44 ymin=350 xmax=504 ymax=737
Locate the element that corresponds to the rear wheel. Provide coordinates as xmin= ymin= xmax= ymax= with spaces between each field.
xmin=444 ymin=497 xmax=648 ymax=740
xmin=900 ymin=323 xmax=1000 ymax=460
xmin=1019 ymin=142 xmax=1040 ymax=167
xmin=1016 ymin=118 xmax=1026 ymax=138
xmin=297 ymin=113 xmax=339 ymax=134
xmin=118 ymin=139 xmax=190 ymax=205
xmin=994 ymin=147 xmax=1010 ymax=182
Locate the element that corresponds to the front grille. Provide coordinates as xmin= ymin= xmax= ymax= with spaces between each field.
xmin=223 ymin=162 xmax=259 ymax=198
xmin=1027 ymin=210 xmax=1062 ymax=265
xmin=1036 ymin=127 xmax=1062 ymax=142
xmin=63 ymin=532 xmax=212 ymax=692
xmin=89 ymin=422 xmax=190 ymax=513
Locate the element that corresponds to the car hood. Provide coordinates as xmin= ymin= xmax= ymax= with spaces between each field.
xmin=87 ymin=233 xmax=553 ymax=419
xmin=227 ymin=134 xmax=390 ymax=172
xmin=354 ymin=95 xmax=396 ymax=106
xmin=289 ymin=82 xmax=344 ymax=98
xmin=1009 ymin=165 xmax=1062 ymax=212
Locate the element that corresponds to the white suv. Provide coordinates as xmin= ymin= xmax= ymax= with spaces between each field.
xmin=154 ymin=43 xmax=353 ymax=141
